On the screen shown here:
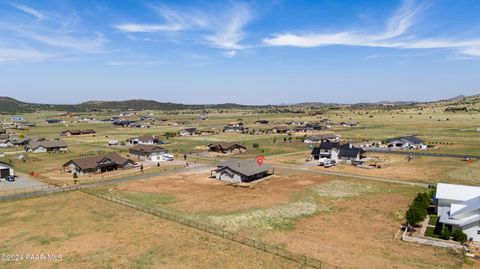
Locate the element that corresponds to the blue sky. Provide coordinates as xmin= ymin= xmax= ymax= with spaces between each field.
xmin=0 ymin=0 xmax=479 ymax=105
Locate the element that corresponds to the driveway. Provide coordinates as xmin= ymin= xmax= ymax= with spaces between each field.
xmin=0 ymin=173 xmax=48 ymax=191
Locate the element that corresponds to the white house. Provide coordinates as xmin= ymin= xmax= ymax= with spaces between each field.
xmin=179 ymin=128 xmax=198 ymax=136
xmin=0 ymin=161 xmax=14 ymax=180
xmin=303 ymin=134 xmax=341 ymax=143
xmin=436 ymin=183 xmax=480 ymax=242
xmin=386 ymin=136 xmax=427 ymax=150
xmin=128 ymin=135 xmax=160 ymax=145
xmin=311 ymin=142 xmax=365 ymax=162
xmin=129 ymin=144 xmax=166 ymax=162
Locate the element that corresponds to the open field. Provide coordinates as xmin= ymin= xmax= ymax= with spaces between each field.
xmin=267 ymin=151 xmax=480 ymax=185
xmin=1 ymin=98 xmax=479 ymax=268
xmin=89 ymin=171 xmax=463 ymax=268
xmin=0 ymin=192 xmax=299 ymax=269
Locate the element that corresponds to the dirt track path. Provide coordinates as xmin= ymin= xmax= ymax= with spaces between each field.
xmin=276 ymin=165 xmax=430 ymax=188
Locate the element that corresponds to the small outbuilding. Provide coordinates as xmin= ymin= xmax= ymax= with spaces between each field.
xmin=0 ymin=161 xmax=14 ymax=180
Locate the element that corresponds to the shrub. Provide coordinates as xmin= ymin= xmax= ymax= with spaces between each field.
xmin=440 ymin=228 xmax=451 ymax=240
xmin=252 ymin=143 xmax=260 ymax=148
xmin=452 ymin=229 xmax=467 ymax=243
xmin=413 ymin=192 xmax=431 ymax=210
xmin=405 ymin=206 xmax=425 ymax=226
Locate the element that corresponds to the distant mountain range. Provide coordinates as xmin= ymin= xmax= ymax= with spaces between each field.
xmin=0 ymin=97 xmax=258 ymax=114
xmin=0 ymin=94 xmax=477 ymax=114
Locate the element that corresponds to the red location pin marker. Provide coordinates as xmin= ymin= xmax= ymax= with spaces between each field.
xmin=256 ymin=155 xmax=265 ymax=166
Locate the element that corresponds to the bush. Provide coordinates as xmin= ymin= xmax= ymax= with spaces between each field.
xmin=252 ymin=143 xmax=260 ymax=148
xmin=452 ymin=229 xmax=467 ymax=243
xmin=405 ymin=206 xmax=425 ymax=226
xmin=440 ymin=228 xmax=451 ymax=240
xmin=413 ymin=192 xmax=431 ymax=210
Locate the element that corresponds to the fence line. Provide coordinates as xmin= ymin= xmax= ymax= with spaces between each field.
xmin=0 ymin=184 xmax=56 ymax=197
xmin=363 ymin=148 xmax=480 ymax=159
xmin=0 ymin=185 xmax=79 ymax=203
xmin=80 ymin=188 xmax=340 ymax=269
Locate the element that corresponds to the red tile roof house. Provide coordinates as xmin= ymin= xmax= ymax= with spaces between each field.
xmin=63 ymin=153 xmax=135 ymax=175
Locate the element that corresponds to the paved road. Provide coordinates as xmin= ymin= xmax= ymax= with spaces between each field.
xmin=0 ymin=174 xmax=47 ymax=191
xmin=276 ymin=165 xmax=430 ymax=188
xmin=0 ymin=164 xmax=213 ymax=202
xmin=1 ymin=155 xmax=431 ymax=203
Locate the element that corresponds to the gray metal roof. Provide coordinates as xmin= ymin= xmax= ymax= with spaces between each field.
xmin=216 ymin=159 xmax=271 ymax=177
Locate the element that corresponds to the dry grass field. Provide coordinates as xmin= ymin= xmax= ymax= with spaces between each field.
xmin=90 ymin=171 xmax=463 ymax=268
xmin=267 ymin=151 xmax=480 ymax=185
xmin=1 ymin=99 xmax=479 ymax=268
xmin=0 ymin=192 xmax=299 ymax=269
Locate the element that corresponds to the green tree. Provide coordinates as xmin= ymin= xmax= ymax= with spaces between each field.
xmin=440 ymin=228 xmax=451 ymax=240
xmin=405 ymin=206 xmax=424 ymax=226
xmin=452 ymin=229 xmax=467 ymax=243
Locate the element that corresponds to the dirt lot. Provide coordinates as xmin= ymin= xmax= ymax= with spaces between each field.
xmin=99 ymin=171 xmax=462 ymax=268
xmin=0 ymin=192 xmax=298 ymax=269
xmin=268 ymin=151 xmax=480 ymax=185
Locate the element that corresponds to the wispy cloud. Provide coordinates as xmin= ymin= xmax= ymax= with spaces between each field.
xmin=114 ymin=23 xmax=183 ymax=33
xmin=0 ymin=3 xmax=109 ymax=61
xmin=262 ymin=0 xmax=480 ymax=58
xmin=203 ymin=3 xmax=252 ymax=50
xmin=11 ymin=3 xmax=45 ymax=20
xmin=114 ymin=2 xmax=253 ymax=57
xmin=223 ymin=50 xmax=237 ymax=58
xmin=114 ymin=5 xmax=208 ymax=33
xmin=0 ymin=47 xmax=50 ymax=62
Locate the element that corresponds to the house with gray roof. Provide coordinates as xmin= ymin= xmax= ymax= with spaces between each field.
xmin=212 ymin=159 xmax=272 ymax=183
xmin=311 ymin=142 xmax=365 ymax=162
xmin=27 ymin=141 xmax=68 ymax=153
xmin=386 ymin=136 xmax=427 ymax=149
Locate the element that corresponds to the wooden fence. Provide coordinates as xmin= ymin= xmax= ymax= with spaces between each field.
xmin=81 ymin=188 xmax=340 ymax=269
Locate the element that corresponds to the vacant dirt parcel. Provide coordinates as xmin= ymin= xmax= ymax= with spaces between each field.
xmin=95 ymin=171 xmax=462 ymax=268
xmin=0 ymin=192 xmax=299 ymax=269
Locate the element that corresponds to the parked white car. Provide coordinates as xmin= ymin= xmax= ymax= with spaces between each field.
xmin=160 ymin=154 xmax=174 ymax=161
xmin=108 ymin=140 xmax=119 ymax=146
xmin=323 ymin=159 xmax=336 ymax=168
